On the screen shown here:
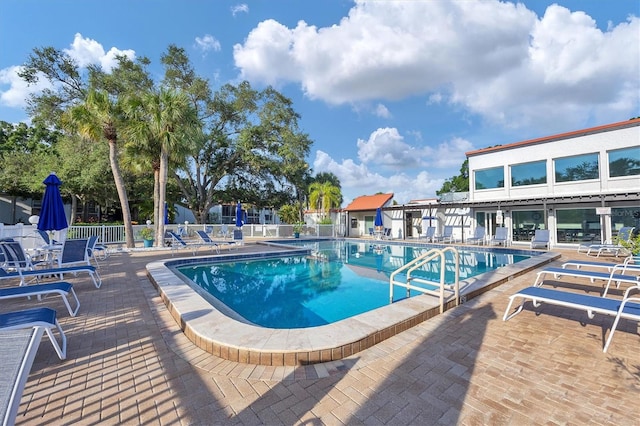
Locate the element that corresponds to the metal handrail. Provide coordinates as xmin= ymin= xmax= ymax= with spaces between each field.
xmin=389 ymin=246 xmax=460 ymax=313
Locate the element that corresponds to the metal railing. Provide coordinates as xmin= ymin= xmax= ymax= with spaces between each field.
xmin=389 ymin=246 xmax=460 ymax=314
xmin=0 ymin=223 xmax=340 ymax=248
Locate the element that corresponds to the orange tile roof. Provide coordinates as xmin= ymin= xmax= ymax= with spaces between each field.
xmin=344 ymin=193 xmax=394 ymax=211
xmin=466 ymin=118 xmax=640 ymax=157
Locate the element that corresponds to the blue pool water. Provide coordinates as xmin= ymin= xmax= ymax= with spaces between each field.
xmin=176 ymin=240 xmax=532 ymax=329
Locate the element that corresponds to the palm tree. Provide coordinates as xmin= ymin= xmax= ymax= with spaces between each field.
xmin=308 ymin=181 xmax=341 ymax=221
xmin=63 ymin=89 xmax=136 ymax=248
xmin=125 ymin=88 xmax=198 ymax=245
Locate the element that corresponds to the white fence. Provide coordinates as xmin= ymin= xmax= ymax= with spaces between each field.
xmin=0 ymin=223 xmax=340 ymax=248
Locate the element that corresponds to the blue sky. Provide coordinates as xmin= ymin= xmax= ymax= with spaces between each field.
xmin=1 ymin=0 xmax=638 ymax=205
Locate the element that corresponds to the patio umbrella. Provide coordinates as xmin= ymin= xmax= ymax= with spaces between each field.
xmin=374 ymin=208 xmax=383 ymax=228
xmin=235 ymin=202 xmax=243 ymax=228
xmin=37 ymin=173 xmax=68 ymax=235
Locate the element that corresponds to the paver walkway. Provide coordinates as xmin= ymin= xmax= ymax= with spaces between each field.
xmin=3 ymin=244 xmax=639 ymax=425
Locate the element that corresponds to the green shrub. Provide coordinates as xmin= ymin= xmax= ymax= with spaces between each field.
xmin=139 ymin=227 xmax=154 ymax=240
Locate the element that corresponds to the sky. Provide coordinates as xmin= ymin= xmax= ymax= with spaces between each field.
xmin=1 ymin=0 xmax=638 ymax=206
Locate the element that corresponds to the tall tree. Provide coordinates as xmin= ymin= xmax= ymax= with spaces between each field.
xmin=308 ymin=181 xmax=341 ymax=221
xmin=161 ymin=46 xmax=312 ymax=223
xmin=19 ymin=48 xmax=155 ymax=245
xmin=312 ymin=172 xmax=343 ymax=207
xmin=125 ymin=88 xmax=198 ymax=245
xmin=62 ymin=89 xmax=135 ymax=247
xmin=436 ymin=159 xmax=469 ymax=195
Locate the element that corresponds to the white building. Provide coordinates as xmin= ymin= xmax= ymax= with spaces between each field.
xmin=463 ymin=118 xmax=640 ymax=247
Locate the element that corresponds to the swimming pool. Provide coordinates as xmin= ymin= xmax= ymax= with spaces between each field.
xmin=147 ymin=239 xmax=559 ymax=365
xmin=174 ymin=240 xmax=531 ymax=328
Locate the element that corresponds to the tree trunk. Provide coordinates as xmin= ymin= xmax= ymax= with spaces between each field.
xmin=70 ymin=195 xmax=78 ymax=225
xmin=108 ymin=140 xmax=135 ymax=248
xmin=156 ymin=148 xmax=168 ymax=246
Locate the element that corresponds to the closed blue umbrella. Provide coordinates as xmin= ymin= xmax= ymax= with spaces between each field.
xmin=37 ymin=173 xmax=68 ymax=233
xmin=235 ymin=202 xmax=243 ymax=228
xmin=374 ymin=208 xmax=383 ymax=227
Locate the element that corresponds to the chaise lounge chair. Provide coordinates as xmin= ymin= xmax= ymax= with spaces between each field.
xmin=0 ymin=241 xmax=101 ymax=288
xmin=577 ymin=226 xmax=635 ymax=257
xmin=530 ymin=229 xmax=550 ymax=249
xmin=561 ymin=255 xmax=639 ymax=273
xmin=196 ymin=230 xmax=237 ymax=252
xmin=233 ymin=230 xmax=244 ymax=246
xmin=489 ymin=227 xmax=510 ymax=246
xmin=434 ymin=226 xmax=455 ymax=243
xmin=168 ymin=231 xmax=204 ymax=255
xmin=0 ymin=281 xmax=80 ymax=317
xmin=1 ymin=327 xmax=46 ymax=426
xmin=422 ymin=226 xmax=436 ymax=243
xmin=534 ymin=266 xmax=640 ymax=297
xmin=0 ymin=307 xmax=67 ymax=360
xmin=503 ymin=284 xmax=640 ymax=352
xmin=467 ymin=226 xmax=486 ymax=245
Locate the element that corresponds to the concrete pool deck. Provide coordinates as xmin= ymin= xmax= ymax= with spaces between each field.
xmin=3 ymin=240 xmax=639 ymax=424
xmin=146 ymin=242 xmax=560 ymax=366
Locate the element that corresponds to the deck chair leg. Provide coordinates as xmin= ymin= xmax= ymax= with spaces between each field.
xmin=603 ymin=315 xmax=622 ymax=353
xmin=44 ymin=320 xmax=67 ymax=360
xmin=89 ymin=271 xmax=102 ymax=289
xmin=503 ymin=295 xmax=526 ymax=321
xmin=64 ymin=288 xmax=81 ymax=317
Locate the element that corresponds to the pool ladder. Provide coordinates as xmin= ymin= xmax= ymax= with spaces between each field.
xmin=389 ymin=247 xmax=460 ymax=314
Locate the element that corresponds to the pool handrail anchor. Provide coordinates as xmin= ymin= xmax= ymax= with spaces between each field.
xmin=389 ymin=247 xmax=460 ymax=314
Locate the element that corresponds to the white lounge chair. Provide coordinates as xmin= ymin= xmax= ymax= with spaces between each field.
xmin=168 ymin=231 xmax=203 ymax=255
xmin=489 ymin=227 xmax=510 ymax=246
xmin=233 ymin=229 xmax=244 ymax=246
xmin=1 ymin=328 xmax=46 ymax=426
xmin=0 ymin=307 xmax=67 ymax=360
xmin=534 ymin=266 xmax=640 ymax=297
xmin=0 ymin=281 xmax=80 ymax=317
xmin=218 ymin=224 xmax=230 ymax=239
xmin=195 ymin=230 xmax=220 ymax=253
xmin=435 ymin=226 xmax=455 ymax=243
xmin=503 ymin=284 xmax=640 ymax=352
xmin=561 ymin=255 xmax=639 ymax=272
xmin=196 ymin=230 xmax=237 ymax=252
xmin=577 ymin=226 xmax=635 ymax=257
xmin=0 ymin=240 xmax=48 ymax=271
xmin=422 ymin=227 xmax=436 ymax=243
xmin=467 ymin=226 xmax=486 ymax=245
xmin=86 ymin=235 xmax=108 ymax=265
xmin=530 ymin=230 xmax=550 ymax=249
xmin=0 ymin=242 xmax=101 ymax=288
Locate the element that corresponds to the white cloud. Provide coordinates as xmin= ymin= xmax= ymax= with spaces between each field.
xmin=313 ymin=149 xmax=448 ymax=205
xmin=374 ymin=103 xmax=391 ymax=118
xmin=231 ymin=4 xmax=249 ymax=17
xmin=233 ymin=0 xmax=639 ymax=133
xmin=195 ymin=34 xmax=222 ymax=55
xmin=357 ymin=127 xmax=420 ymax=168
xmin=0 ymin=66 xmax=52 ymax=108
xmin=0 ymin=34 xmax=136 ymax=117
xmin=356 ymin=127 xmax=472 ymax=170
xmin=64 ymin=33 xmax=135 ymax=72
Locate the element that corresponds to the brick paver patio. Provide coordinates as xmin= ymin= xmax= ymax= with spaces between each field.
xmin=3 ymin=243 xmax=639 ymax=425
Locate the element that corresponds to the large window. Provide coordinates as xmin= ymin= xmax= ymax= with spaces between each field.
xmin=608 ymin=147 xmax=640 ymax=177
xmin=554 ymin=153 xmax=599 ymax=182
xmin=611 ymin=207 xmax=640 ymax=231
xmin=511 ymin=160 xmax=547 ymax=187
xmin=556 ymin=208 xmax=600 ymax=243
xmin=475 ymin=167 xmax=504 ymax=190
xmin=511 ymin=210 xmax=545 ymax=241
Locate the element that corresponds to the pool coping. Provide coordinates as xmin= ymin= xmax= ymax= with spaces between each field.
xmin=146 ymin=241 xmax=560 ymax=366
